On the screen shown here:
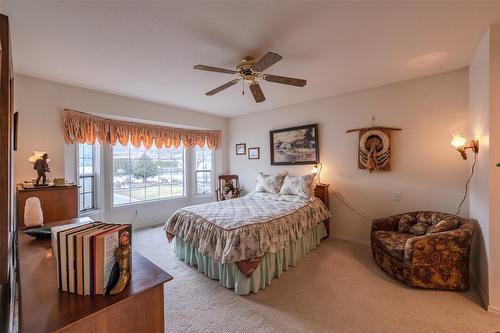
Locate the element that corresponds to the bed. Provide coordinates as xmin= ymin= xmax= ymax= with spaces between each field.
xmin=164 ymin=185 xmax=331 ymax=295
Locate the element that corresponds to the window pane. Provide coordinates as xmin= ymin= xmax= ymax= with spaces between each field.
xmin=172 ymin=184 xmax=183 ymax=197
xmin=195 ymin=146 xmax=213 ymax=194
xmin=83 ymin=177 xmax=93 ymax=193
xmin=159 ymin=185 xmax=172 ymax=198
xmin=196 ymin=171 xmax=211 ymax=194
xmin=114 ymin=189 xmax=131 ymax=206
xmin=130 ymin=187 xmax=145 ymax=202
xmin=146 ymin=185 xmax=159 ymax=200
xmin=78 ymin=143 xmax=96 ymax=212
xmin=112 ymin=141 xmax=185 ymax=206
xmin=83 ymin=144 xmax=93 ymax=159
xmin=114 ymin=157 xmax=131 ymax=174
xmin=83 ymin=193 xmax=93 ymax=210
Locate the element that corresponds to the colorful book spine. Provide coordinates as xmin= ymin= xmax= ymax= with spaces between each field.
xmin=51 ymin=222 xmax=132 ymax=296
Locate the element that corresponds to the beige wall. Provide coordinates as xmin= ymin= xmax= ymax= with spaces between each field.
xmin=228 ymin=69 xmax=470 ymax=244
xmin=468 ymin=23 xmax=500 ymax=312
xmin=14 ymin=74 xmax=228 ymax=229
xmin=488 ymin=23 xmax=500 ymax=312
xmin=469 ymin=29 xmax=491 ymax=306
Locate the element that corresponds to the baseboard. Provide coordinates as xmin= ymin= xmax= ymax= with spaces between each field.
xmin=470 ymin=271 xmax=488 ymax=310
xmin=332 ymin=235 xmax=370 ymax=247
xmin=488 ymin=305 xmax=500 ymax=315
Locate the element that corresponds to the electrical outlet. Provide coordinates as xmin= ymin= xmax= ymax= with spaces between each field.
xmin=394 ymin=192 xmax=401 ymax=201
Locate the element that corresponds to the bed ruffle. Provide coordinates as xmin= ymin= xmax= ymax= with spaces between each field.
xmin=174 ymin=222 xmax=327 ymax=295
xmin=164 ymin=198 xmax=331 ymax=264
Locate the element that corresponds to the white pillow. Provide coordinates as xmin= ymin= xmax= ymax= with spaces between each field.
xmin=255 ymin=172 xmax=286 ymax=194
xmin=279 ymin=174 xmax=316 ymax=199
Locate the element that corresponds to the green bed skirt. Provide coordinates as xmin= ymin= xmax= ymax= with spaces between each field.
xmin=174 ymin=222 xmax=327 ymax=295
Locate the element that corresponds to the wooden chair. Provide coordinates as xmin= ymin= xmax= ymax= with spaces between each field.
xmin=216 ymin=175 xmax=240 ymax=201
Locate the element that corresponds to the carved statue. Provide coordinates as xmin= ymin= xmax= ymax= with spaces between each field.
xmin=110 ymin=231 xmax=132 ymax=295
xmin=33 ymin=153 xmax=50 ymax=186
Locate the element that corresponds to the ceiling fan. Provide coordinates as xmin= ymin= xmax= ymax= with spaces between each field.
xmin=193 ymin=52 xmax=306 ymax=103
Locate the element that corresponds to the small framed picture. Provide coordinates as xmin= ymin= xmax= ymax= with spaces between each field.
xmin=236 ymin=143 xmax=246 ymax=155
xmin=248 ymin=147 xmax=260 ymax=160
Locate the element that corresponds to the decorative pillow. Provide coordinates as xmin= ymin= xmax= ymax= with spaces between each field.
xmin=416 ymin=211 xmax=447 ymax=225
xmin=407 ymin=222 xmax=429 ymax=236
xmin=279 ymin=174 xmax=316 ymax=198
xmin=427 ymin=217 xmax=460 ymax=234
xmin=397 ymin=214 xmax=416 ymax=233
xmin=255 ymin=172 xmax=286 ymax=194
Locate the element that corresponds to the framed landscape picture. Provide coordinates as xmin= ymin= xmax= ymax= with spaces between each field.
xmin=236 ymin=143 xmax=246 ymax=155
xmin=248 ymin=147 xmax=260 ymax=160
xmin=270 ymin=123 xmax=319 ymax=165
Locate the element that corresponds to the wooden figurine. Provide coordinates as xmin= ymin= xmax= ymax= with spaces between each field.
xmin=33 ymin=153 xmax=50 ymax=186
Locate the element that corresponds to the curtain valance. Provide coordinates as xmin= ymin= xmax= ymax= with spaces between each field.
xmin=62 ymin=109 xmax=221 ymax=149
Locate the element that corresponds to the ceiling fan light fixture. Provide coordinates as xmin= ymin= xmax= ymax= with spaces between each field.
xmin=193 ymin=52 xmax=306 ymax=103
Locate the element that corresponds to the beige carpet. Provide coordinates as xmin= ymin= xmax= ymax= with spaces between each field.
xmin=135 ymin=226 xmax=500 ymax=333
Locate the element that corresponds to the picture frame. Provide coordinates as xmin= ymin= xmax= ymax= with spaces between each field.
xmin=270 ymin=123 xmax=319 ymax=165
xmin=235 ymin=143 xmax=246 ymax=155
xmin=248 ymin=147 xmax=260 ymax=160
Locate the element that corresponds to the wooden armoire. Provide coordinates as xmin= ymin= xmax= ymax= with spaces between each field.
xmin=0 ymin=13 xmax=15 ymax=333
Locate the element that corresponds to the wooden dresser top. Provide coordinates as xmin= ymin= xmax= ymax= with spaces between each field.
xmin=17 ymin=218 xmax=173 ymax=333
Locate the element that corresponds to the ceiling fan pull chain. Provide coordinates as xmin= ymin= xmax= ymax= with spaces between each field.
xmin=242 ymin=80 xmax=244 ymax=95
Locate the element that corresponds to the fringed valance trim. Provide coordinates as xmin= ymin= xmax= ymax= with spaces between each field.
xmin=62 ymin=109 xmax=222 ymax=149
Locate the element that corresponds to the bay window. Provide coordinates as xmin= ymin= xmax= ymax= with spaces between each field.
xmin=112 ymin=143 xmax=185 ymax=206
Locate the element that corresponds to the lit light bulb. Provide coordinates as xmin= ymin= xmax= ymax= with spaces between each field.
xmin=311 ymin=165 xmax=319 ymax=174
xmin=28 ymin=151 xmax=47 ymax=163
xmin=451 ymin=132 xmax=467 ymax=148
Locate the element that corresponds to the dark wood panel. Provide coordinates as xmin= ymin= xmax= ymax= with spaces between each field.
xmin=18 ymin=218 xmax=173 ymax=333
xmin=17 ymin=185 xmax=79 ymax=229
xmin=61 ymin=285 xmax=164 ymax=333
xmin=0 ymin=12 xmax=13 ymax=285
xmin=314 ymin=183 xmax=330 ymax=238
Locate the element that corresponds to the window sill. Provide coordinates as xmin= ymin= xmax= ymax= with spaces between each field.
xmin=193 ymin=193 xmax=215 ymax=199
xmin=111 ymin=195 xmax=188 ymax=210
xmin=79 ymin=209 xmax=103 ymax=218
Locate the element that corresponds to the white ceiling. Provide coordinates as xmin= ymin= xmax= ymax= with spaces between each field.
xmin=7 ymin=1 xmax=500 ymax=117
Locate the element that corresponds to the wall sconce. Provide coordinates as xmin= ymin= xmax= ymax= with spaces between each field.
xmin=450 ymin=132 xmax=478 ymax=160
xmin=311 ymin=163 xmax=323 ymax=183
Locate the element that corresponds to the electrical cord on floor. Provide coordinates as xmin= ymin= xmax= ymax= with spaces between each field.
xmin=455 ymin=152 xmax=477 ymax=216
xmin=329 ymin=187 xmax=373 ymax=222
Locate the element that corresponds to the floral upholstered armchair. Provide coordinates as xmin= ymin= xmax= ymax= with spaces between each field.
xmin=371 ymin=211 xmax=474 ymax=290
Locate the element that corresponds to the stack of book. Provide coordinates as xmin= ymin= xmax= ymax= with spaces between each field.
xmin=51 ymin=221 xmax=132 ymax=296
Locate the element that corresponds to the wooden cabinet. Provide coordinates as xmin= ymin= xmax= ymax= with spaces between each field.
xmin=17 ymin=217 xmax=173 ymax=333
xmin=17 ymin=185 xmax=79 ymax=229
xmin=314 ymin=183 xmax=331 ymax=238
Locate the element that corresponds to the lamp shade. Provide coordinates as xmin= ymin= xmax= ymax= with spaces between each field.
xmin=451 ymin=132 xmax=467 ymax=148
xmin=28 ymin=151 xmax=49 ymax=163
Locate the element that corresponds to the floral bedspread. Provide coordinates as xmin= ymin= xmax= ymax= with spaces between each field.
xmin=164 ymin=192 xmax=331 ymax=264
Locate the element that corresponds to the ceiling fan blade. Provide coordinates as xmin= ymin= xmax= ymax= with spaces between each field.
xmin=252 ymin=52 xmax=283 ymax=72
xmin=249 ymin=82 xmax=266 ymax=103
xmin=194 ymin=64 xmax=237 ymax=75
xmin=264 ymin=74 xmax=306 ymax=87
xmin=205 ymin=79 xmax=240 ymax=96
